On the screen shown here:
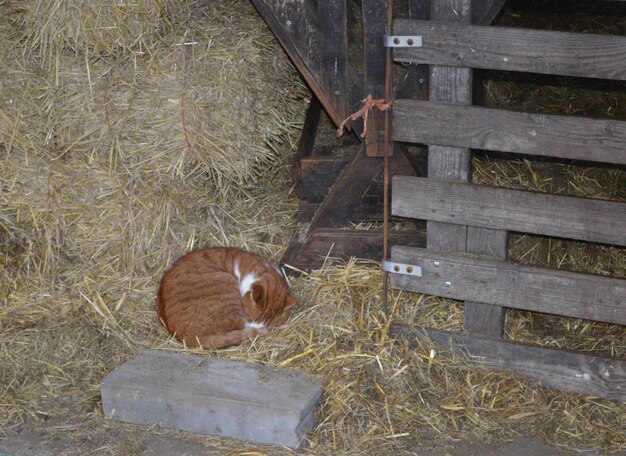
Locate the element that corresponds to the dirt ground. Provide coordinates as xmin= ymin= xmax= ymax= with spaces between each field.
xmin=1 ymin=426 xmax=622 ymax=456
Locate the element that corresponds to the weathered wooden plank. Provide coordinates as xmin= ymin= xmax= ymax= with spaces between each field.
xmin=309 ymin=146 xmax=417 ymax=229
xmin=251 ymin=0 xmax=365 ymax=133
xmin=425 ymin=0 xmax=507 ymax=338
xmin=292 ymin=97 xmax=322 ymax=196
xmin=393 ymin=100 xmax=626 ymax=165
xmin=390 ymin=325 xmax=626 ymax=401
xmin=283 ymin=229 xmax=426 ymax=273
xmin=390 ymin=245 xmax=626 ymax=325
xmin=249 ymin=0 xmax=333 ymax=120
xmin=392 ymin=176 xmax=626 ymax=246
xmin=362 ymin=0 xmax=388 ymax=157
xmin=101 ymin=349 xmax=323 ymax=448
xmin=296 ymin=158 xmax=350 ymax=203
xmin=471 ymin=0 xmax=506 ymax=24
xmin=318 ymin=0 xmax=350 ymax=122
xmin=396 ymin=0 xmax=504 ymax=101
xmin=425 ymin=0 xmax=472 ymax=255
xmin=393 ymin=19 xmax=626 ymax=81
xmin=464 ymin=227 xmax=509 ymax=337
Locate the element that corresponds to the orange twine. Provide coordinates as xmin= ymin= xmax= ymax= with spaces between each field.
xmin=337 ymin=94 xmax=393 ymax=138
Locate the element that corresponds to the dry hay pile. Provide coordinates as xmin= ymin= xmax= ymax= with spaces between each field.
xmin=0 ymin=1 xmax=625 ymax=456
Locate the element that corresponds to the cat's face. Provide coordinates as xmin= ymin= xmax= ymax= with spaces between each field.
xmin=241 ymin=271 xmax=296 ymax=327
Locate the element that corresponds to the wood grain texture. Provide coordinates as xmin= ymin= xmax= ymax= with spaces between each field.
xmin=318 ymin=0 xmax=350 ymax=120
xmin=464 ymin=227 xmax=509 ymax=337
xmin=425 ymin=0 xmax=508 ymax=338
xmin=471 ymin=0 xmax=506 ymax=24
xmin=362 ymin=0 xmax=388 ymax=157
xmin=309 ymin=146 xmax=417 ymax=229
xmin=393 ymin=19 xmax=626 ymax=80
xmin=251 ymin=0 xmax=364 ymax=133
xmin=390 ymin=325 xmax=626 ymax=401
xmin=425 ymin=0 xmax=472 ymax=255
xmin=282 ymin=229 xmax=426 ymax=272
xmin=101 ymin=349 xmax=323 ymax=448
xmin=393 ymin=100 xmax=626 ymax=165
xmin=390 ymin=245 xmax=626 ymax=325
xmin=392 ymin=176 xmax=626 ymax=246
xmin=249 ymin=0 xmax=334 ymax=120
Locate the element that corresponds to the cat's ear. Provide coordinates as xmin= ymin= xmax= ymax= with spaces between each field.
xmin=285 ymin=295 xmax=297 ymax=309
xmin=242 ymin=289 xmax=258 ymax=316
xmin=251 ymin=283 xmax=263 ymax=304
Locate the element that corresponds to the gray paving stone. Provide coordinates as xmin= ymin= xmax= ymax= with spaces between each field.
xmin=100 ymin=349 xmax=323 ymax=449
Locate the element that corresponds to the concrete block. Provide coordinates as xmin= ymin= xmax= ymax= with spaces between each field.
xmin=100 ymin=349 xmax=323 ymax=449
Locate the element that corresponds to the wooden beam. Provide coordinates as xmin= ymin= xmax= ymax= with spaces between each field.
xmin=390 ymin=325 xmax=626 ymax=401
xmin=390 ymin=245 xmax=626 ymax=325
xmin=249 ymin=0 xmax=336 ymax=122
xmin=471 ymin=0 xmax=506 ymax=24
xmin=393 ymin=100 xmax=626 ymax=165
xmin=282 ymin=229 xmax=426 ymax=273
xmin=296 ymin=157 xmax=350 ymax=203
xmin=308 ymin=146 xmax=417 ymax=229
xmin=318 ymin=0 xmax=350 ymax=122
xmin=250 ymin=1 xmax=365 ymax=134
xmin=396 ymin=0 xmax=505 ymax=102
xmin=362 ymin=0 xmax=389 ymax=157
xmin=425 ymin=0 xmax=507 ymax=338
xmin=392 ymin=176 xmax=626 ymax=246
xmin=393 ymin=19 xmax=626 ymax=81
xmin=292 ymin=97 xmax=322 ymax=192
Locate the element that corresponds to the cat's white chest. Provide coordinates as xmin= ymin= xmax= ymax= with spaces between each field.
xmin=244 ymin=321 xmax=266 ymax=329
xmin=233 ymin=260 xmax=258 ymax=297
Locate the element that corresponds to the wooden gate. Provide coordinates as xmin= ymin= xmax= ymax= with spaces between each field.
xmin=250 ymin=0 xmax=508 ymax=271
xmin=388 ymin=0 xmax=626 ymax=400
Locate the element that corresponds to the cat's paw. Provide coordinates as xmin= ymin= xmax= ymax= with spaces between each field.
xmin=243 ymin=326 xmax=268 ymax=339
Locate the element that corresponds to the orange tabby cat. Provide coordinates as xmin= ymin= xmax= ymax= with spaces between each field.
xmin=156 ymin=247 xmax=296 ymax=349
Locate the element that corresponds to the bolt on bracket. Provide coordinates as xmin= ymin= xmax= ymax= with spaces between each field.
xmin=384 ymin=35 xmax=423 ymax=48
xmin=382 ymin=260 xmax=423 ymax=277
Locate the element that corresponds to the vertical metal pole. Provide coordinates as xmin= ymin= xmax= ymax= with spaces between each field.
xmin=382 ymin=0 xmax=394 ymax=315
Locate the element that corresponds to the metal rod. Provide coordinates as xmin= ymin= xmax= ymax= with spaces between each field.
xmin=382 ymin=0 xmax=394 ymax=315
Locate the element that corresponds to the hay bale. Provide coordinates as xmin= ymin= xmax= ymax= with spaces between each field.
xmin=11 ymin=0 xmax=174 ymax=58
xmin=1 ymin=2 xmax=307 ymax=188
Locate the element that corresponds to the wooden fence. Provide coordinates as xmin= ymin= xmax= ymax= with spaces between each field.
xmin=251 ymin=0 xmax=508 ymax=271
xmin=388 ymin=0 xmax=626 ymax=400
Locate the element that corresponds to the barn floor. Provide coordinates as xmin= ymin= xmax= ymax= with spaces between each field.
xmin=1 ymin=119 xmax=623 ymax=456
xmin=2 ymin=1 xmax=625 ymax=455
xmin=0 ymin=428 xmax=577 ymax=456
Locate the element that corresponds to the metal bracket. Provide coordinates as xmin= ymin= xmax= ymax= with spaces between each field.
xmin=384 ymin=35 xmax=423 ymax=48
xmin=382 ymin=260 xmax=422 ymax=277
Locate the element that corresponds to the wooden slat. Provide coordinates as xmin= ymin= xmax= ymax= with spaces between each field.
xmin=251 ymin=1 xmax=365 ymax=133
xmin=464 ymin=227 xmax=508 ymax=337
xmin=471 ymin=0 xmax=506 ymax=24
xmin=249 ymin=1 xmax=334 ymax=121
xmin=362 ymin=0 xmax=388 ymax=157
xmin=393 ymin=100 xmax=626 ymax=165
xmin=390 ymin=245 xmax=626 ymax=325
xmin=282 ymin=229 xmax=426 ymax=273
xmin=390 ymin=325 xmax=626 ymax=401
xmin=318 ymin=0 xmax=350 ymax=122
xmin=393 ymin=19 xmax=626 ymax=81
xmin=309 ymin=146 xmax=417 ymax=229
xmin=392 ymin=176 xmax=626 ymax=246
xmin=425 ymin=0 xmax=507 ymax=338
xmin=396 ymin=0 xmax=506 ymax=101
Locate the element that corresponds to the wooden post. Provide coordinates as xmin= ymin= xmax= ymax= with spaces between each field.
xmin=318 ymin=0 xmax=350 ymax=123
xmin=428 ymin=0 xmax=507 ymax=337
xmin=362 ymin=0 xmax=389 ymax=157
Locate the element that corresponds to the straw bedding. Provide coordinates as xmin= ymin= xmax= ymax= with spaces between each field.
xmin=1 ymin=0 xmax=625 ymax=455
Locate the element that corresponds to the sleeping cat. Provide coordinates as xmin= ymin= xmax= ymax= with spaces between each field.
xmin=156 ymin=247 xmax=296 ymax=349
